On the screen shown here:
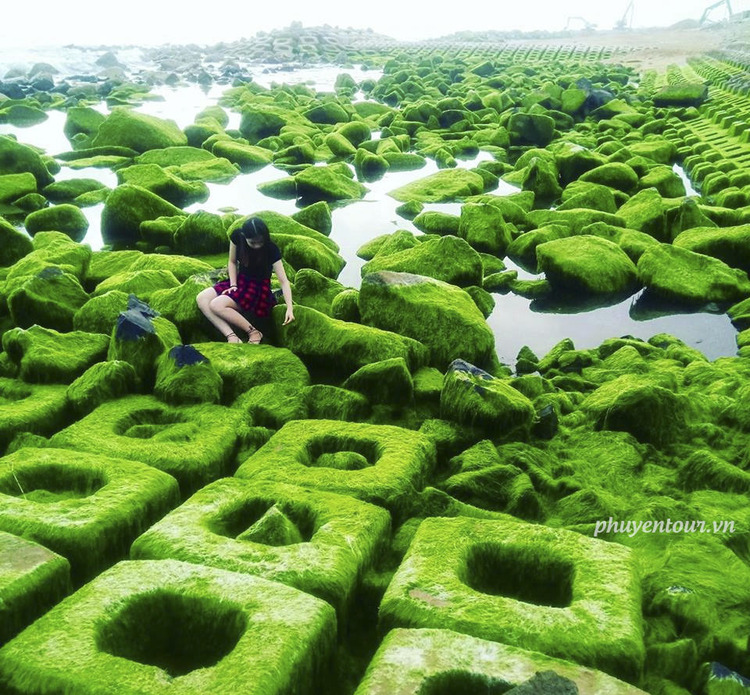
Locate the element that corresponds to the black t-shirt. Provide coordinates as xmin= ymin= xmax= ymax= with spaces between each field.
xmin=230 ymin=229 xmax=282 ymax=280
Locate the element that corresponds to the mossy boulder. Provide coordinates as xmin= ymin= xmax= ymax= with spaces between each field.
xmin=0 ymin=217 xmax=32 ymax=266
xmin=2 ymin=326 xmax=109 ymax=384
xmin=0 ymin=173 xmax=37 ymax=204
xmin=7 ymin=267 xmax=89 ymax=331
xmin=273 ymin=234 xmax=345 ymax=279
xmin=653 ymin=84 xmax=708 ymax=107
xmin=43 ymin=178 xmax=106 ymax=202
xmin=63 ymin=106 xmax=106 ymax=144
xmin=94 ymin=270 xmax=180 ymax=302
xmin=507 ymin=225 xmax=570 ymax=268
xmin=0 ymin=135 xmax=53 ymax=187
xmin=389 ymin=169 xmax=485 ymax=203
xmin=66 ymin=360 xmax=138 ymax=416
xmin=116 ymin=164 xmax=208 ymax=207
xmin=637 ymin=244 xmax=750 ymax=304
xmin=172 ymin=211 xmax=227 ymax=256
xmin=343 ymin=357 xmax=414 ymax=405
xmin=291 ymin=268 xmax=345 ymax=316
xmin=361 ymin=236 xmax=483 ymax=288
xmin=559 ymin=181 xmax=617 ymax=213
xmin=210 ymin=140 xmax=272 ymax=172
xmin=24 ymin=204 xmax=89 ymax=243
xmin=272 ymin=304 xmax=427 ymax=378
xmin=536 ymin=235 xmax=639 ymax=296
xmin=579 ymin=162 xmax=639 ymax=193
xmin=102 ymin=184 xmax=186 ymax=248
xmin=639 ymin=165 xmax=685 ymax=198
xmin=508 ymin=112 xmax=556 ymax=147
xmin=359 ymin=271 xmax=495 ymax=371
xmin=617 ymin=188 xmax=669 ymax=241
xmin=73 ymin=291 xmax=131 ymax=335
xmin=294 ymin=165 xmax=367 ymax=203
xmin=412 ymin=211 xmax=460 ymax=236
xmin=673 ymin=225 xmax=750 ymax=271
xmin=291 ymin=201 xmax=332 ymax=236
xmin=91 ymin=107 xmax=188 ymax=153
xmin=458 ymin=203 xmax=512 ymax=255
xmin=154 ymin=345 xmax=223 ymax=405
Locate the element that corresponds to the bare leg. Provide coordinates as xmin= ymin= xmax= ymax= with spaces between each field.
xmin=208 ymin=295 xmax=262 ymax=343
xmin=196 ymin=288 xmax=240 ymax=342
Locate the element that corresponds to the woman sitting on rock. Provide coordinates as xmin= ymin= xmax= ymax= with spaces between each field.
xmin=197 ymin=216 xmax=294 ymax=343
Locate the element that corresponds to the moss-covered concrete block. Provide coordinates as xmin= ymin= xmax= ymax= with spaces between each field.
xmin=354 ymin=628 xmax=648 ymax=695
xmin=235 ymin=419 xmax=435 ymax=517
xmin=0 ymin=531 xmax=70 ymax=646
xmin=359 ymin=271 xmax=495 ymax=371
xmin=0 ymin=448 xmax=179 ymax=583
xmin=131 ymin=477 xmax=390 ymax=617
xmin=0 ymin=378 xmax=69 ymax=452
xmin=0 ymin=559 xmax=335 ymax=695
xmin=50 ymin=395 xmax=242 ymax=496
xmin=2 ymin=326 xmax=109 ymax=384
xmin=380 ymin=516 xmax=644 ymax=682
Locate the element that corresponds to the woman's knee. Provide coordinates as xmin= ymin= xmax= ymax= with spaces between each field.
xmin=196 ymin=288 xmax=217 ymax=309
xmin=209 ymin=295 xmax=233 ymax=312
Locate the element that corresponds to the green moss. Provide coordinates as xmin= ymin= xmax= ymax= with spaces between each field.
xmin=292 ymin=268 xmax=345 ymax=315
xmin=154 ymin=346 xmax=223 ymax=406
xmin=379 ymin=517 xmax=644 ymax=682
xmin=0 ymin=135 xmax=53 ymax=187
xmin=291 ymin=201 xmax=332 ymax=236
xmin=508 ymin=112 xmax=556 ymax=147
xmin=458 ymin=203 xmax=511 ymax=255
xmin=94 ymin=269 xmax=180 ymax=302
xmin=0 ymin=559 xmax=336 ymax=694
xmin=355 ymin=629 xmax=646 ymax=694
xmin=304 ymin=384 xmax=370 ymax=421
xmin=678 ymin=450 xmax=750 ymax=493
xmin=236 ymin=383 xmax=308 ymax=429
xmin=580 ymin=162 xmax=639 ymax=193
xmin=0 ymin=447 xmax=179 ymax=583
xmin=92 ymin=107 xmax=188 ymax=153
xmin=50 ymin=395 xmax=244 ymax=496
xmin=73 ymin=291 xmax=130 ymax=335
xmin=235 ymin=419 xmax=435 ymax=518
xmin=0 ymin=378 xmax=69 ymax=451
xmin=440 ymin=359 xmax=535 ymax=437
xmin=43 ymin=178 xmax=107 ymax=203
xmin=359 ymin=271 xmax=495 ymax=371
xmin=131 ymin=477 xmax=389 ymax=618
xmin=66 ymin=360 xmax=138 ymax=416
xmin=412 ymin=211 xmax=461 ymax=236
xmin=172 ymin=211 xmax=228 ymax=255
xmin=389 ymin=169 xmax=485 ymax=203
xmin=294 ymin=165 xmax=367 ymax=203
xmin=2 ymin=326 xmax=109 ymax=384
xmin=210 ymin=140 xmax=272 ymax=172
xmin=637 ymin=244 xmax=750 ymax=304
xmin=0 ymin=173 xmax=36 ymax=205
xmin=272 ymin=304 xmax=427 ymax=378
xmin=342 ymin=357 xmax=414 ymax=405
xmin=673 ymin=226 xmax=750 ymax=271
xmin=0 ymin=531 xmax=70 ymax=645
xmin=618 ymin=189 xmax=669 ymax=241
xmin=0 ymin=218 xmax=32 ymax=267
xmin=362 ymin=236 xmax=483 ymax=287
xmin=536 ymin=235 xmax=639 ymax=296
xmin=117 ymin=164 xmax=209 ymax=207
xmin=652 ymin=84 xmax=708 ymax=107
xmin=559 ymin=181 xmax=617 ymax=213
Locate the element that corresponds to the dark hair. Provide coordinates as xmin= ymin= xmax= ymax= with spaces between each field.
xmin=236 ymin=216 xmax=271 ymax=271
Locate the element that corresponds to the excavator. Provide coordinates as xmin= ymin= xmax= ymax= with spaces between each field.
xmin=564 ymin=17 xmax=597 ymax=31
xmin=700 ymin=0 xmax=733 ymax=24
xmin=614 ymin=1 xmax=635 ymax=30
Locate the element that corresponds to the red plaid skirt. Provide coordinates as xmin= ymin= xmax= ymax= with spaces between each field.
xmin=213 ymin=275 xmax=276 ymax=317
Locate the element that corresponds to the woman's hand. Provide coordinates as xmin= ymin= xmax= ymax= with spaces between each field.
xmin=283 ymin=307 xmax=295 ymax=325
xmin=222 ymin=285 xmax=237 ymax=296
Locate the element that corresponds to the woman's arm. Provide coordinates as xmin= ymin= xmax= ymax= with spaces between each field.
xmin=226 ymin=242 xmax=238 ymax=290
xmin=273 ymin=259 xmax=295 ymax=325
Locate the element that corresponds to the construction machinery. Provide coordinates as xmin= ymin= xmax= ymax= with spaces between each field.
xmin=615 ymin=1 xmax=635 ymax=30
xmin=565 ymin=16 xmax=597 ymax=31
xmin=700 ymin=0 xmax=733 ymax=24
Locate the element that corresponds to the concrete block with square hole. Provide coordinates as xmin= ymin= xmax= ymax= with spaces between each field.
xmin=49 ymin=394 xmax=243 ymax=496
xmin=379 ymin=517 xmax=644 ymax=683
xmin=0 ymin=559 xmax=336 ymax=695
xmin=130 ymin=478 xmax=391 ymax=618
xmin=0 ymin=378 xmax=69 ymax=452
xmin=0 ymin=532 xmax=71 ymax=646
xmin=354 ymin=628 xmax=649 ymax=695
xmin=0 ymin=448 xmax=179 ymax=584
xmin=234 ymin=419 xmax=435 ymax=518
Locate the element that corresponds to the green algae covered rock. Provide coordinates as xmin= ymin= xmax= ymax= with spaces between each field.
xmin=102 ymin=184 xmax=186 ymax=248
xmin=272 ymin=304 xmax=427 ymax=378
xmin=583 ymin=374 xmax=687 ymax=446
xmin=673 ymin=225 xmax=750 ymax=271
xmin=617 ymin=188 xmax=669 ymax=241
xmin=94 ymin=270 xmax=180 ymax=302
xmin=91 ymin=107 xmax=188 ymax=153
xmin=637 ymin=244 xmax=750 ymax=304
xmin=172 ymin=210 xmax=227 ymax=256
xmin=508 ymin=112 xmax=556 ymax=147
xmin=117 ymin=164 xmax=208 ymax=207
xmin=359 ymin=271 xmax=495 ymax=371
xmin=63 ymin=106 xmax=106 ymax=144
xmin=66 ymin=360 xmax=138 ymax=416
xmin=0 ymin=135 xmax=53 ymax=187
xmin=73 ymin=291 xmax=130 ymax=335
xmin=343 ymin=357 xmax=414 ymax=405
xmin=653 ymin=83 xmax=708 ymax=107
xmin=7 ymin=267 xmax=89 ymax=331
xmin=412 ymin=210 xmax=460 ymax=236
xmin=50 ymin=395 xmax=243 ymax=496
xmin=379 ymin=516 xmax=644 ymax=682
xmin=354 ymin=628 xmax=648 ymax=695
xmin=458 ymin=202 xmax=512 ymax=255
xmin=0 ymin=173 xmax=36 ymax=204
xmin=291 ymin=268 xmax=345 ymax=316
xmin=294 ymin=165 xmax=367 ymax=203
xmin=291 ymin=201 xmax=332 ymax=236
xmin=154 ymin=345 xmax=222 ymax=405
xmin=361 ymin=236 xmax=483 ymax=288
xmin=5 ymin=231 xmax=91 ymax=283
xmin=580 ymin=162 xmax=639 ymax=193
xmin=389 ymin=169 xmax=485 ymax=203
xmin=24 ymin=204 xmax=89 ymax=242
xmin=210 ymin=140 xmax=272 ymax=172
xmin=130 ymin=477 xmax=390 ymax=618
xmin=2 ymin=326 xmax=108 ymax=384
xmin=43 ymin=178 xmax=106 ymax=203
xmin=536 ymin=235 xmax=639 ymax=296
xmin=273 ymin=234 xmax=344 ymax=279
xmin=0 ymin=447 xmax=179 ymax=583
xmin=0 ymin=531 xmax=70 ymax=645
xmin=0 ymin=217 xmax=32 ymax=266
xmin=0 ymin=559 xmax=335 ymax=694
xmin=678 ymin=450 xmax=750 ymax=493
xmin=0 ymin=378 xmax=69 ymax=451
xmin=440 ymin=359 xmax=535 ymax=437
xmin=235 ymin=419 xmax=434 ymax=517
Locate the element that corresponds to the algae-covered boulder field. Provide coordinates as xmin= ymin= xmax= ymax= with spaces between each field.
xmin=2 ymin=22 xmax=750 ymax=695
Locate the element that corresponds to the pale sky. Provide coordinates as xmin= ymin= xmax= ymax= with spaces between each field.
xmin=3 ymin=0 xmax=748 ymax=48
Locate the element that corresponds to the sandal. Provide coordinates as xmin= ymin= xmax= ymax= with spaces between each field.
xmin=247 ymin=327 xmax=263 ymax=344
xmin=225 ymin=331 xmax=241 ymax=344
